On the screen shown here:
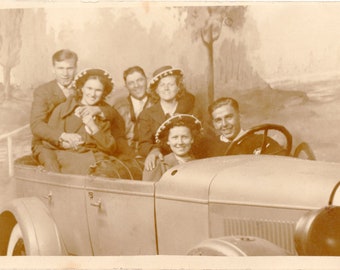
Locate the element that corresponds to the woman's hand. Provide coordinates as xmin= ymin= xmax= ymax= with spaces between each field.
xmin=75 ymin=106 xmax=104 ymax=118
xmin=144 ymin=148 xmax=163 ymax=171
xmin=82 ymin=114 xmax=99 ymax=134
xmin=59 ymin=133 xmax=84 ymax=149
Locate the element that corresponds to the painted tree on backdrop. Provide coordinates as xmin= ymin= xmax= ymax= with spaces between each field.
xmin=16 ymin=9 xmax=55 ymax=91
xmin=0 ymin=9 xmax=24 ymax=102
xmin=180 ymin=6 xmax=247 ymax=104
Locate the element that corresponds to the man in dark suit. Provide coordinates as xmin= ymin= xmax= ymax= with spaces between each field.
xmin=31 ymin=49 xmax=81 ymax=170
xmin=203 ymin=97 xmax=283 ymax=157
xmin=114 ymin=66 xmax=153 ymax=154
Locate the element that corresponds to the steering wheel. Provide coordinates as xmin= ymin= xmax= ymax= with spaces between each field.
xmin=293 ymin=142 xmax=316 ymax=160
xmin=224 ymin=123 xmax=293 ymax=156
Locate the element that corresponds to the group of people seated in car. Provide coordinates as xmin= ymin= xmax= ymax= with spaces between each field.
xmin=30 ymin=49 xmax=284 ymax=181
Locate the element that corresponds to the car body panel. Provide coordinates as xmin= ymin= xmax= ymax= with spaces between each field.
xmin=208 ymin=204 xmax=303 ymax=254
xmin=208 ymin=155 xmax=340 ymax=208
xmin=155 ymin=198 xmax=209 ymax=254
xmin=155 ymin=162 xmax=214 ymax=254
xmin=84 ymin=177 xmax=157 ymax=255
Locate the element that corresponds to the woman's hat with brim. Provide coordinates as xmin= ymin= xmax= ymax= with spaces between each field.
xmin=72 ymin=68 xmax=114 ymax=95
xmin=149 ymin=65 xmax=183 ymax=90
xmin=155 ymin=114 xmax=202 ymax=144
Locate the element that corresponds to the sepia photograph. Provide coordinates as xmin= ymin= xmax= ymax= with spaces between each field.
xmin=0 ymin=0 xmax=339 ymax=269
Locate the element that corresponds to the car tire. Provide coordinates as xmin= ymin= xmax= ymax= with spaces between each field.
xmin=0 ymin=197 xmax=66 ymax=256
xmin=7 ymin=223 xmax=26 ymax=256
xmin=187 ymin=236 xmax=290 ymax=256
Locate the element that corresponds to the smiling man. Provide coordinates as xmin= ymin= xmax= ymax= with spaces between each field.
xmin=114 ymin=66 xmax=153 ymax=152
xmin=204 ymin=97 xmax=283 ymax=157
xmin=30 ymin=49 xmax=82 ymax=170
xmin=210 ymin=97 xmax=242 ymax=143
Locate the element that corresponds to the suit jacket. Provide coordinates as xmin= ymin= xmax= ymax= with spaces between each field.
xmin=30 ymin=80 xmax=67 ymax=158
xmin=114 ymin=95 xmax=153 ymax=149
xmin=137 ymin=92 xmax=201 ymax=157
xmin=142 ymin=152 xmax=180 ymax=182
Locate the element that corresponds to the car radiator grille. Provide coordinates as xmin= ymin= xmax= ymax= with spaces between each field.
xmin=224 ymin=218 xmax=297 ymax=255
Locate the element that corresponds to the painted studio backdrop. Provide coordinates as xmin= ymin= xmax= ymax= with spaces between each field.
xmin=0 ymin=3 xmax=340 ymax=163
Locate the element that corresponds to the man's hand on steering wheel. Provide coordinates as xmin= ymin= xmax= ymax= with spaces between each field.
xmin=224 ymin=123 xmax=293 ymax=156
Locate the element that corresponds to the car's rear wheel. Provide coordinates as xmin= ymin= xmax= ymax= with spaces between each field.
xmin=7 ymin=223 xmax=26 ymax=256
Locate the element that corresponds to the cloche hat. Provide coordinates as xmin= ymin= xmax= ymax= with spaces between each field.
xmin=155 ymin=114 xmax=202 ymax=144
xmin=149 ymin=65 xmax=183 ymax=90
xmin=72 ymin=68 xmax=114 ymax=96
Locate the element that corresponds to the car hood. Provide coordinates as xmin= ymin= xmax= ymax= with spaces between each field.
xmin=156 ymin=155 xmax=340 ymax=209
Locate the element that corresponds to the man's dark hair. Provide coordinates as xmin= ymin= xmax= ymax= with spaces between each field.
xmin=123 ymin=66 xmax=146 ymax=82
xmin=52 ymin=49 xmax=78 ymax=65
xmin=208 ymin=97 xmax=239 ymax=118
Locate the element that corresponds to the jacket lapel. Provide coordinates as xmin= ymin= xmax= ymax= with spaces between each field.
xmin=58 ymin=96 xmax=84 ymax=133
xmin=149 ymin=103 xmax=166 ymax=126
xmin=51 ymin=81 xmax=67 ymax=103
xmin=127 ymin=96 xmax=137 ymax=122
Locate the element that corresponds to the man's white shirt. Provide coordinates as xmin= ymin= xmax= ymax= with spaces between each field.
xmin=58 ymin=83 xmax=72 ymax=98
xmin=131 ymin=95 xmax=148 ymax=118
xmin=220 ymin=129 xmax=245 ymax=143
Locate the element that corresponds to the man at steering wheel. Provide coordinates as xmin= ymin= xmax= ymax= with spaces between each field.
xmin=202 ymin=97 xmax=286 ymax=157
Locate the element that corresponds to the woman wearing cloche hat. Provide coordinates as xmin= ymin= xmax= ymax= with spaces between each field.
xmin=142 ymin=114 xmax=203 ymax=181
xmin=137 ymin=65 xmax=201 ymax=172
xmin=40 ymin=68 xmax=140 ymax=178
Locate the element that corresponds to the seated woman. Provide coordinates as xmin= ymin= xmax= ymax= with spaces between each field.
xmin=41 ymin=68 xmax=139 ymax=178
xmin=142 ymin=114 xmax=202 ymax=182
xmin=137 ymin=65 xmax=201 ymax=172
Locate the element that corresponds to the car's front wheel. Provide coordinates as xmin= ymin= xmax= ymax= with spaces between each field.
xmin=187 ymin=236 xmax=290 ymax=256
xmin=7 ymin=223 xmax=26 ymax=256
xmin=0 ymin=197 xmax=67 ymax=256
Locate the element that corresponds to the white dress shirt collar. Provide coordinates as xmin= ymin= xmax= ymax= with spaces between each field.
xmin=131 ymin=95 xmax=148 ymax=118
xmin=58 ymin=83 xmax=72 ymax=98
xmin=220 ymin=129 xmax=246 ymax=143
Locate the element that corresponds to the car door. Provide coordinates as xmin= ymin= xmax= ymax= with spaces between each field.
xmin=85 ymin=176 xmax=157 ymax=255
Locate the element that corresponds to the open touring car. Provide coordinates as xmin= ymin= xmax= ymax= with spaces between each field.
xmin=0 ymin=124 xmax=339 ymax=256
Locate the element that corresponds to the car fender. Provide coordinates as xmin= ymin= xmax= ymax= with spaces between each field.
xmin=187 ymin=236 xmax=290 ymax=256
xmin=0 ymin=197 xmax=66 ymax=255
